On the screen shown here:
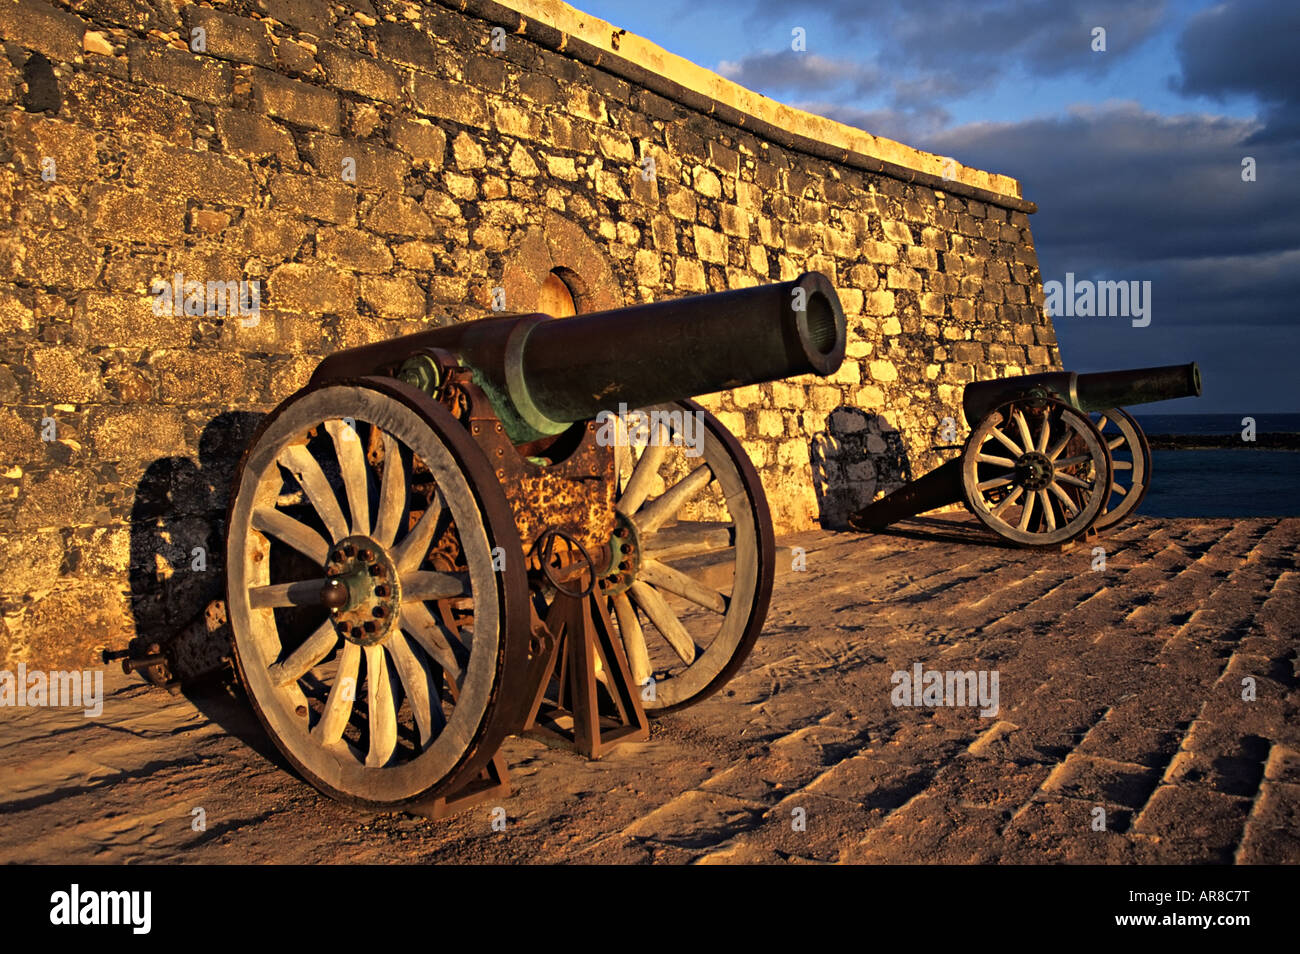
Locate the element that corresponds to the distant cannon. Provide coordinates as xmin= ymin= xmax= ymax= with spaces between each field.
xmin=849 ymin=363 xmax=1202 ymax=546
xmin=223 ymin=274 xmax=845 ymax=812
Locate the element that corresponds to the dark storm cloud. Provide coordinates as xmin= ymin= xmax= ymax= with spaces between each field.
xmin=929 ymin=104 xmax=1297 ymax=268
xmin=740 ymin=0 xmax=1164 ymax=96
xmin=719 ymin=0 xmax=1297 ymax=409
xmin=927 ymin=103 xmax=1300 ymax=327
xmin=1174 ymin=0 xmax=1300 ymax=146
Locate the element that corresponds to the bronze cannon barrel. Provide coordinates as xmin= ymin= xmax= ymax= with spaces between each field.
xmin=962 ymin=362 xmax=1201 ymax=426
xmin=311 ymin=272 xmax=846 ymax=443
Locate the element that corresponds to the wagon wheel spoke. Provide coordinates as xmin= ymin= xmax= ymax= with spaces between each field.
xmin=364 ymin=645 xmax=397 ymax=768
xmin=325 ymin=419 xmax=371 ymax=536
xmin=280 ymin=444 xmax=349 ymax=543
xmin=636 ymin=464 xmax=715 ymax=534
xmin=314 ymin=641 xmax=360 ymax=745
xmin=372 ymin=432 xmax=406 ymax=547
xmin=400 ymin=600 xmax=468 ymax=686
xmin=975 ymin=453 xmax=1017 ymax=467
xmin=1113 ymin=459 xmax=1132 ymax=471
xmin=1050 ymin=482 xmax=1081 ymax=516
xmin=989 ymin=424 xmax=1024 ymax=456
xmin=392 ymin=496 xmax=445 ymax=572
xmin=401 ymin=569 xmax=468 ymax=602
xmin=1036 ymin=489 xmax=1057 ymax=531
xmin=638 ymin=558 xmax=728 ymax=613
xmin=1054 ymin=455 xmax=1093 ymax=467
xmin=992 ymin=484 xmax=1024 ymax=517
xmin=387 ymin=632 xmax=443 ymax=746
xmin=1056 ymin=471 xmax=1094 ymax=490
xmin=268 ymin=619 xmax=338 ymax=687
xmin=252 ymin=508 xmax=330 ymax=565
xmin=977 ymin=474 xmax=1016 ymax=492
xmin=1012 ymin=411 xmax=1035 ymax=455
xmin=612 ymin=593 xmax=652 ymax=687
xmin=1040 ymin=434 xmax=1071 ymax=462
xmin=1111 ymin=481 xmax=1128 ymax=496
xmin=617 ymin=425 xmax=669 ymax=515
xmin=249 ymin=578 xmax=330 ymax=609
xmin=1036 ymin=414 xmax=1051 ymax=454
xmin=629 ymin=580 xmax=697 ymax=664
xmin=1017 ymin=488 xmax=1037 ymax=531
xmin=641 ymin=521 xmax=735 ymax=560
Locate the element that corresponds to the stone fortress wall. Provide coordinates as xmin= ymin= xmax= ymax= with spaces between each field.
xmin=0 ymin=0 xmax=1059 ymax=667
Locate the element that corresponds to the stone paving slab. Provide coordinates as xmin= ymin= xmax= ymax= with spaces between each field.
xmin=0 ymin=515 xmax=1296 ymax=864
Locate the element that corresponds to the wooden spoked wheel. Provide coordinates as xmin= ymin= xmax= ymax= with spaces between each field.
xmin=1089 ymin=406 xmax=1151 ymax=533
xmin=605 ymin=400 xmax=774 ymax=713
xmin=226 ymin=378 xmax=530 ymax=809
xmin=961 ymin=398 xmax=1112 ymax=547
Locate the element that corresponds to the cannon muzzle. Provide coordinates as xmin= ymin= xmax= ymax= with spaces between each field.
xmin=962 ymin=362 xmax=1201 ymax=425
xmin=311 ymin=272 xmax=846 ymax=443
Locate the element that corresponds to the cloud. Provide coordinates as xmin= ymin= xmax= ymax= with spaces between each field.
xmin=742 ymin=0 xmax=1165 ymax=87
xmin=923 ymin=102 xmax=1299 ymax=409
xmin=793 ymin=100 xmax=953 ymax=143
xmin=928 ymin=102 xmax=1297 ymax=273
xmin=716 ymin=50 xmax=882 ymax=96
xmin=1173 ymin=0 xmax=1300 ymax=146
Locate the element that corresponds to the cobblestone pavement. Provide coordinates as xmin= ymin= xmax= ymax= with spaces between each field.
xmin=2 ymin=515 xmax=1297 ymax=864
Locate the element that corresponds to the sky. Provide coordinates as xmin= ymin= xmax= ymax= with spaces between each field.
xmin=576 ymin=0 xmax=1299 ymax=413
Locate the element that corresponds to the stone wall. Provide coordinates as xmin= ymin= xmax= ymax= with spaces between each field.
xmin=0 ymin=0 xmax=1059 ymax=668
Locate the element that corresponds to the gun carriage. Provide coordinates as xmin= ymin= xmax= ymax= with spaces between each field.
xmin=849 ymin=363 xmax=1202 ymax=546
xmin=224 ymin=274 xmax=845 ymax=812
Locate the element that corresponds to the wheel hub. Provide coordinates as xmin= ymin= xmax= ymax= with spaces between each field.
xmin=324 ymin=534 xmax=401 ymax=647
xmin=599 ymin=511 xmax=641 ymax=597
xmin=1016 ymin=451 xmax=1054 ymax=491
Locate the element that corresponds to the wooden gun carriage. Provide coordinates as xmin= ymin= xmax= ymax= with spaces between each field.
xmin=223 ymin=274 xmax=845 ymax=812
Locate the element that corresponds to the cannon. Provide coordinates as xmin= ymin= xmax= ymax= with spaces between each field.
xmin=224 ymin=273 xmax=845 ymax=812
xmin=848 ymin=363 xmax=1201 ymax=547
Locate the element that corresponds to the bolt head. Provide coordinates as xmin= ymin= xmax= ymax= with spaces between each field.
xmin=363 ymin=621 xmax=376 ymax=634
xmin=359 ymin=548 xmax=374 ymax=562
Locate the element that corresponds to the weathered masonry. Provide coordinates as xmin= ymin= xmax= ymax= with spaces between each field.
xmin=0 ymin=0 xmax=1058 ymax=668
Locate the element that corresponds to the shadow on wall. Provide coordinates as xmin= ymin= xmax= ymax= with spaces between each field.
xmin=126 ymin=411 xmax=264 ymax=684
xmin=809 ymin=407 xmax=913 ymax=530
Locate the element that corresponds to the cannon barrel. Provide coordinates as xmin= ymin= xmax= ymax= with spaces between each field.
xmin=962 ymin=362 xmax=1201 ymax=426
xmin=311 ymin=272 xmax=846 ymax=443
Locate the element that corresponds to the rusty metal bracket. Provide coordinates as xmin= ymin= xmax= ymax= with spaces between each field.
xmin=521 ymin=584 xmax=650 ymax=760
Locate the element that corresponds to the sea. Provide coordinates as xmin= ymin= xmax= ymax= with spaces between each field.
xmin=1126 ymin=413 xmax=1300 ymax=518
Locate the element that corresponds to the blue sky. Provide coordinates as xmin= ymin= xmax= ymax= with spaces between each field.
xmin=577 ymin=0 xmax=1299 ymax=413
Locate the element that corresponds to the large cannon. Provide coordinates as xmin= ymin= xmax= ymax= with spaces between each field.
xmin=849 ymin=363 xmax=1201 ymax=547
xmin=224 ymin=274 xmax=845 ymax=812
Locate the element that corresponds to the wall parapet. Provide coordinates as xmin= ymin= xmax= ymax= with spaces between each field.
xmin=447 ymin=0 xmax=1035 ymax=213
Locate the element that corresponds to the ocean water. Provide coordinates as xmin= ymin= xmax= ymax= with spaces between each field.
xmin=1129 ymin=412 xmax=1300 ymax=437
xmin=1139 ymin=450 xmax=1300 ymax=518
xmin=1105 ymin=413 xmax=1300 ymax=518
